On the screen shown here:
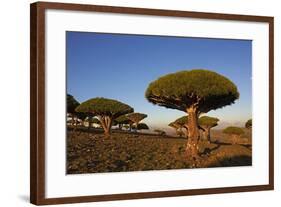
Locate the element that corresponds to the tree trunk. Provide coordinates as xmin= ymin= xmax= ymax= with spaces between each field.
xmin=88 ymin=120 xmax=91 ymax=133
xmin=135 ymin=122 xmax=139 ymax=133
xmin=102 ymin=116 xmax=112 ymax=137
xmin=201 ymin=127 xmax=211 ymax=142
xmin=206 ymin=128 xmax=211 ymax=142
xmin=71 ymin=114 xmax=75 ymax=127
xmin=183 ymin=125 xmax=189 ymax=138
xmin=73 ymin=115 xmax=77 ymax=132
xmin=104 ymin=127 xmax=111 ymax=137
xmin=186 ymin=106 xmax=200 ymax=166
xmin=118 ymin=123 xmax=122 ymax=130
xmin=98 ymin=116 xmax=107 ymax=136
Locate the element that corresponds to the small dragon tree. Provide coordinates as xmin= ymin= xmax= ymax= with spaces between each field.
xmin=115 ymin=114 xmax=133 ymax=130
xmin=145 ymin=69 xmax=239 ymax=163
xmin=169 ymin=122 xmax=185 ymax=137
xmin=245 ymin=119 xmax=252 ymax=129
xmin=223 ymin=126 xmax=244 ymax=144
xmin=134 ymin=123 xmax=149 ymax=131
xmin=67 ymin=94 xmax=80 ymax=126
xmin=168 ymin=122 xmax=181 ymax=136
xmin=198 ymin=116 xmax=219 ymax=142
xmin=126 ymin=113 xmax=147 ymax=130
xmin=173 ymin=116 xmax=189 ymax=137
xmin=76 ymin=98 xmax=134 ymax=137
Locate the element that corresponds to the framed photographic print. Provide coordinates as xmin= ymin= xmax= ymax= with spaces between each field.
xmin=30 ymin=1 xmax=274 ymax=205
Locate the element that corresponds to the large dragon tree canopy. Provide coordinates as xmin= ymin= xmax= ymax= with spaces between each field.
xmin=145 ymin=69 xmax=239 ymax=113
xmin=75 ymin=97 xmax=134 ymax=118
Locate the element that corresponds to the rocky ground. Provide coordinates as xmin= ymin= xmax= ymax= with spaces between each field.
xmin=67 ymin=129 xmax=252 ymax=174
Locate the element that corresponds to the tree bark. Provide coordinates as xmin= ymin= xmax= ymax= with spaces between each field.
xmin=186 ymin=106 xmax=200 ymax=166
xmin=183 ymin=125 xmax=189 ymax=138
xmin=201 ymin=127 xmax=211 ymax=142
xmin=135 ymin=121 xmax=139 ymax=133
xmin=98 ymin=116 xmax=107 ymax=136
xmin=102 ymin=116 xmax=112 ymax=137
xmin=206 ymin=127 xmax=211 ymax=142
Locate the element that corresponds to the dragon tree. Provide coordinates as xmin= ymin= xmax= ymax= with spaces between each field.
xmin=76 ymin=97 xmax=133 ymax=137
xmin=245 ymin=119 xmax=252 ymax=129
xmin=223 ymin=126 xmax=244 ymax=144
xmin=126 ymin=113 xmax=147 ymax=130
xmin=198 ymin=116 xmax=219 ymax=142
xmin=115 ymin=114 xmax=133 ymax=130
xmin=145 ymin=69 xmax=239 ymax=163
xmin=173 ymin=116 xmax=189 ymax=137
xmin=168 ymin=121 xmax=185 ymax=137
xmin=133 ymin=123 xmax=149 ymax=131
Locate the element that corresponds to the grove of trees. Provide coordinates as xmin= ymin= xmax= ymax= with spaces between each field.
xmin=67 ymin=95 xmax=150 ymax=136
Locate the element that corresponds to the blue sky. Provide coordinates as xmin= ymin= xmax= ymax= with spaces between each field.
xmin=66 ymin=32 xmax=252 ymax=129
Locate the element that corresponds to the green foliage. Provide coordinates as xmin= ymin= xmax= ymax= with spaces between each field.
xmin=136 ymin=123 xmax=149 ymax=130
xmin=115 ymin=115 xmax=132 ymax=124
xmin=145 ymin=69 xmax=239 ymax=113
xmin=198 ymin=116 xmax=219 ymax=127
xmin=245 ymin=119 xmax=252 ymax=129
xmin=174 ymin=116 xmax=188 ymax=127
xmin=168 ymin=122 xmax=178 ymax=129
xmin=67 ymin=94 xmax=80 ymax=114
xmin=223 ymin=127 xmax=244 ymax=135
xmin=76 ymin=97 xmax=134 ymax=118
xmin=126 ymin=113 xmax=147 ymax=124
xmin=169 ymin=121 xmax=186 ymax=137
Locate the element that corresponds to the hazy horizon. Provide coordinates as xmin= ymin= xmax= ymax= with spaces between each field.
xmin=66 ymin=32 xmax=252 ymax=129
